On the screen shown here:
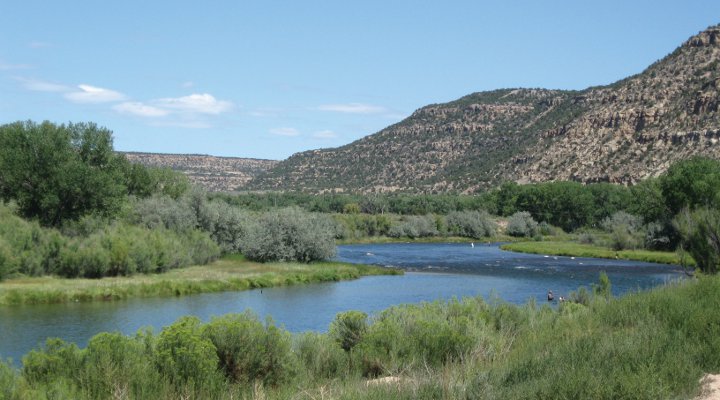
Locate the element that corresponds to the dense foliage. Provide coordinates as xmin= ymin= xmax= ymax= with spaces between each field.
xmin=243 ymin=208 xmax=336 ymax=262
xmin=3 ymin=275 xmax=720 ymax=399
xmin=0 ymin=121 xmax=189 ymax=226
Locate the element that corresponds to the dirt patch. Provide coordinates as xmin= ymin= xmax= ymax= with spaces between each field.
xmin=696 ymin=374 xmax=720 ymax=400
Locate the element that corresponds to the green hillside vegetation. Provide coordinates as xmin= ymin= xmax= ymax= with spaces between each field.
xmin=2 ymin=274 xmax=719 ymax=399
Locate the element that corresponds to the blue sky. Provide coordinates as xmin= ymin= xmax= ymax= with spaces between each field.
xmin=1 ymin=1 xmax=718 ymax=160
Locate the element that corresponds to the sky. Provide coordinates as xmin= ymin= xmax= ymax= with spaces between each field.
xmin=1 ymin=1 xmax=719 ymax=160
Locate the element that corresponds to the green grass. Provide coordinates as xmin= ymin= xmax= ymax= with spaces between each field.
xmin=0 ymin=254 xmax=401 ymax=305
xmin=500 ymin=240 xmax=694 ymax=266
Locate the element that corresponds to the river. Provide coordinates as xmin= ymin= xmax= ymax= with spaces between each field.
xmin=0 ymin=243 xmax=683 ymax=364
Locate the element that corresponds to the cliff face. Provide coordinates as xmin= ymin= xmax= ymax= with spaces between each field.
xmin=248 ymin=25 xmax=720 ymax=193
xmin=122 ymin=152 xmax=277 ymax=192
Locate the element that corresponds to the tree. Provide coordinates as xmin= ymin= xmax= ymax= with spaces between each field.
xmin=660 ymin=157 xmax=720 ymax=215
xmin=674 ymin=207 xmax=720 ymax=274
xmin=0 ymin=121 xmax=127 ymax=225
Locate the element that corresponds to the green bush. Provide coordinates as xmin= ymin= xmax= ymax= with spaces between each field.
xmin=330 ymin=311 xmax=368 ymax=353
xmin=202 ymin=312 xmax=296 ymax=386
xmin=675 ymin=207 xmax=720 ymax=274
xmin=387 ymin=215 xmax=439 ymax=238
xmin=197 ymin=200 xmax=254 ymax=254
xmin=0 ymin=238 xmax=18 ymax=281
xmin=130 ymin=195 xmax=198 ymax=233
xmin=80 ymin=332 xmax=163 ymax=399
xmin=155 ymin=317 xmax=222 ymax=388
xmin=243 ymin=208 xmax=336 ymax=262
xmin=446 ymin=210 xmax=496 ymax=238
xmin=294 ymin=332 xmax=347 ymax=382
xmin=506 ymin=211 xmax=539 ymax=237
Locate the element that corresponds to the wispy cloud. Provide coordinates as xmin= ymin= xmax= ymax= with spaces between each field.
xmin=14 ymin=77 xmax=69 ymax=92
xmin=269 ymin=127 xmax=300 ymax=137
xmin=312 ymin=130 xmax=337 ymax=139
xmin=181 ymin=81 xmax=194 ymax=88
xmin=113 ymin=101 xmax=169 ymax=117
xmin=0 ymin=61 xmax=32 ymax=70
xmin=64 ymin=84 xmax=126 ymax=103
xmin=317 ymin=103 xmax=387 ymax=114
xmin=154 ymin=93 xmax=233 ymax=115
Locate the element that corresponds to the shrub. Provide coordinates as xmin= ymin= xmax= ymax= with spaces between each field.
xmin=243 ymin=208 xmax=336 ymax=262
xmin=294 ymin=333 xmax=346 ymax=381
xmin=578 ymin=231 xmax=596 ymax=245
xmin=80 ymin=332 xmax=162 ymax=399
xmin=506 ymin=212 xmax=539 ymax=237
xmin=130 ymin=195 xmax=198 ymax=233
xmin=675 ymin=207 xmax=720 ymax=274
xmin=600 ymin=211 xmax=643 ymax=233
xmin=387 ymin=215 xmax=439 ymax=239
xmin=22 ymin=339 xmax=83 ymax=385
xmin=0 ymin=238 xmax=17 ymax=281
xmin=644 ymin=221 xmax=673 ymax=251
xmin=155 ymin=317 xmax=221 ymax=388
xmin=330 ymin=311 xmax=368 ymax=353
xmin=602 ymin=212 xmax=645 ymax=250
xmin=197 ymin=200 xmax=254 ymax=254
xmin=202 ymin=312 xmax=296 ymax=386
xmin=446 ymin=210 xmax=496 ymax=238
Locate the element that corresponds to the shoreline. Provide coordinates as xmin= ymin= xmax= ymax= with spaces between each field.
xmin=0 ymin=255 xmax=401 ymax=306
xmin=500 ymin=241 xmax=692 ymax=266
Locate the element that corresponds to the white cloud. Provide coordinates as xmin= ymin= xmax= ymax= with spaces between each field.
xmin=14 ymin=77 xmax=69 ymax=92
xmin=317 ymin=103 xmax=387 ymax=114
xmin=154 ymin=93 xmax=233 ymax=115
xmin=312 ymin=130 xmax=337 ymax=139
xmin=113 ymin=102 xmax=169 ymax=117
xmin=269 ymin=127 xmax=300 ymax=137
xmin=64 ymin=84 xmax=126 ymax=103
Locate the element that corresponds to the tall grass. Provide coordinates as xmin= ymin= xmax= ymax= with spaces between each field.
xmin=1 ymin=274 xmax=717 ymax=399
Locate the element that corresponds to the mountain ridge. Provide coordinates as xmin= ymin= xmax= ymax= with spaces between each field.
xmin=246 ymin=24 xmax=720 ymax=193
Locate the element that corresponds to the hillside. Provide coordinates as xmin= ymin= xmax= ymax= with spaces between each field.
xmin=122 ymin=152 xmax=277 ymax=192
xmin=248 ymin=25 xmax=720 ymax=193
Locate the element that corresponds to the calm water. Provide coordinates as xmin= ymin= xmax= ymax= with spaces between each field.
xmin=0 ymin=243 xmax=682 ymax=364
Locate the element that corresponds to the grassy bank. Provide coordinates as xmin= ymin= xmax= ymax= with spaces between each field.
xmin=337 ymin=234 xmax=523 ymax=245
xmin=0 ymin=255 xmax=400 ymax=305
xmin=2 ymin=275 xmax=718 ymax=399
xmin=501 ymin=240 xmax=693 ymax=266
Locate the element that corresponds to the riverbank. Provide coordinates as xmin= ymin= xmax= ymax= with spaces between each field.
xmin=501 ymin=240 xmax=693 ymax=266
xmin=2 ymin=273 xmax=716 ymax=399
xmin=0 ymin=255 xmax=401 ymax=305
xmin=337 ymin=234 xmax=523 ymax=245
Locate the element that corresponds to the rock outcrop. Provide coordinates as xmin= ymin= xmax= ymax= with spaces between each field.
xmin=122 ymin=152 xmax=277 ymax=192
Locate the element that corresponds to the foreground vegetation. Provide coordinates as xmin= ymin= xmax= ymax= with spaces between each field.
xmin=1 ymin=274 xmax=717 ymax=399
xmin=0 ymin=255 xmax=399 ymax=305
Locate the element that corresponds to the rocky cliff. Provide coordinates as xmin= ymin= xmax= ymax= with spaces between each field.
xmin=248 ymin=25 xmax=720 ymax=193
xmin=122 ymin=152 xmax=277 ymax=192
